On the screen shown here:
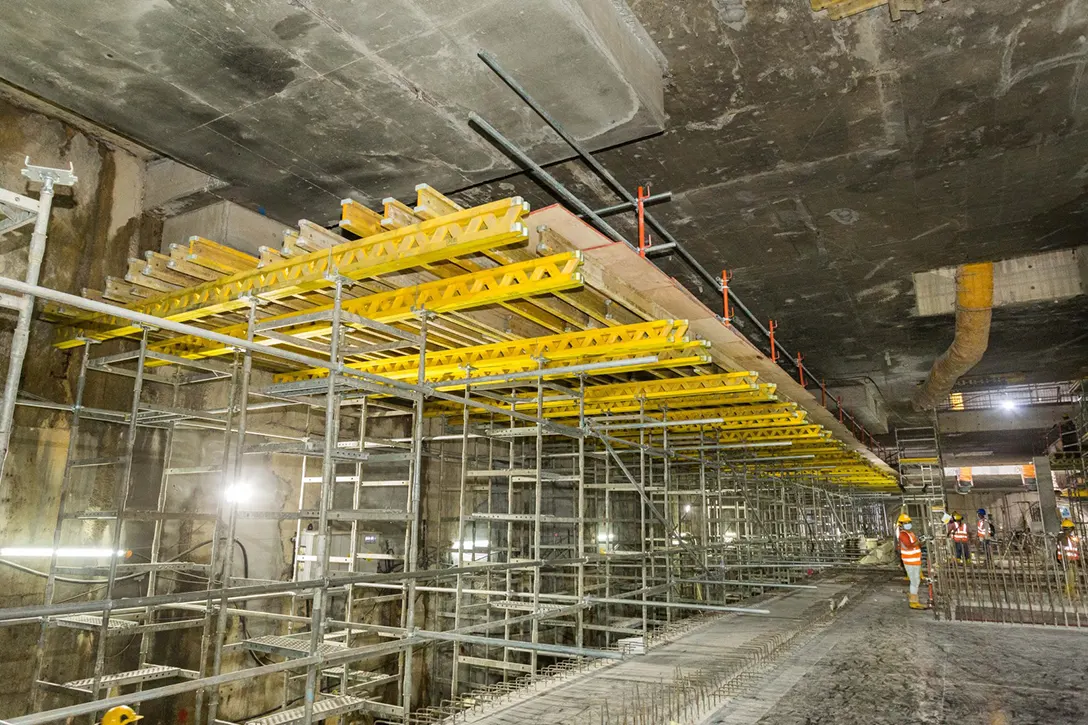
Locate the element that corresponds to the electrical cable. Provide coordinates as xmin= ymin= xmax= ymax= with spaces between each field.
xmin=231 ymin=539 xmax=274 ymax=667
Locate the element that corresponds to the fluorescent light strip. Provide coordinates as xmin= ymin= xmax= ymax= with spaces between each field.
xmin=1 ymin=547 xmax=128 ymax=558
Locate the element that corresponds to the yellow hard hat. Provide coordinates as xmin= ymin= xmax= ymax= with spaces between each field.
xmin=897 ymin=512 xmax=911 ymax=524
xmin=952 ymin=512 xmax=963 ymax=521
xmin=102 ymin=706 xmax=143 ymax=725
xmin=1062 ymin=518 xmax=1075 ymax=529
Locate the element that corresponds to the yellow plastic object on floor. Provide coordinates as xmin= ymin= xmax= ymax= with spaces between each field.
xmin=811 ymin=0 xmax=932 ymax=21
xmin=908 ymin=594 xmax=926 ymax=610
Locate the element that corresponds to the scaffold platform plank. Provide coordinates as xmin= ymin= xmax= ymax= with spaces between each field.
xmin=53 ymin=614 xmax=138 ymax=631
xmin=242 ymin=635 xmax=346 ymax=658
xmin=244 ymin=695 xmax=367 ymax=725
xmin=63 ymin=665 xmax=196 ymax=691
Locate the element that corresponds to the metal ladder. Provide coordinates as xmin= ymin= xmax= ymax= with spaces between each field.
xmin=29 ymin=339 xmax=233 ymax=714
xmin=246 ymin=299 xmax=428 ymax=722
xmin=894 ymin=425 xmax=947 ymax=539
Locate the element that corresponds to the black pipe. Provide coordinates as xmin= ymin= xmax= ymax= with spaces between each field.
xmin=468 ymin=113 xmax=630 ymax=247
xmin=582 ymin=191 xmax=672 ymax=218
xmin=477 ymin=50 xmax=776 ymax=344
xmin=476 ymin=52 xmax=880 ymax=451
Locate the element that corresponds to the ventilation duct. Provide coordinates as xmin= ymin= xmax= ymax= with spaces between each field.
xmin=912 ymin=262 xmax=994 ymax=411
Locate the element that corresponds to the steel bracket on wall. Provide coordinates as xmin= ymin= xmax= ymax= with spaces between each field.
xmin=0 ymin=186 xmax=39 ymax=237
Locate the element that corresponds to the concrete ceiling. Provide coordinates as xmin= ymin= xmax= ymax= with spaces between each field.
xmin=468 ymin=0 xmax=1088 ymax=450
xmin=2 ymin=0 xmax=1086 ymax=457
xmin=617 ymin=0 xmax=1088 ymax=413
xmin=0 ymin=0 xmax=665 ymax=220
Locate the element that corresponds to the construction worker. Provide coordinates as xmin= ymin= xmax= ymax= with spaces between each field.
xmin=1057 ymin=519 xmax=1081 ymax=599
xmin=897 ymin=513 xmax=926 ymax=609
xmin=1057 ymin=518 xmax=1080 ymax=563
xmin=976 ymin=508 xmax=992 ymax=563
xmin=102 ymin=706 xmax=143 ymax=725
xmin=950 ymin=511 xmax=969 ymax=563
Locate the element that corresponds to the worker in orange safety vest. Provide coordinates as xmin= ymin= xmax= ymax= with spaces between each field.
xmin=1057 ymin=518 xmax=1081 ymax=598
xmin=897 ymin=512 xmax=927 ymax=610
xmin=1058 ymin=518 xmax=1081 ymax=563
xmin=950 ymin=511 xmax=969 ymax=564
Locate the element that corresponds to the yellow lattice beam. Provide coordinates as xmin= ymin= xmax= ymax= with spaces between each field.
xmin=713 ymin=425 xmax=829 ymax=444
xmin=594 ymin=402 xmax=803 ymax=425
xmin=55 ymin=197 xmax=530 ymax=349
xmin=144 ymin=253 xmax=584 ymax=363
xmin=515 ymin=372 xmax=766 ymax=411
xmin=274 ymin=319 xmax=708 ymax=384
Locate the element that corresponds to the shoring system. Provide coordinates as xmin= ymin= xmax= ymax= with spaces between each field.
xmin=0 ymin=181 xmax=899 ymax=725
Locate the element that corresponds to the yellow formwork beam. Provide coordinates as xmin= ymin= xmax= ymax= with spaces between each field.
xmin=580 ymin=388 xmax=779 ymax=416
xmin=537 ymin=388 xmax=779 ymax=419
xmin=55 ymin=197 xmax=531 ymax=349
xmin=274 ymin=319 xmax=708 ymax=384
xmin=437 ymin=386 xmax=780 ymax=420
xmin=713 ymin=425 xmax=829 ymax=445
xmin=672 ymin=403 xmax=805 ymax=424
xmin=184 ymin=237 xmax=259 ymax=274
xmin=511 ymin=372 xmax=767 ymax=411
xmin=339 ymin=199 xmax=385 ymax=237
xmin=145 ymin=253 xmax=584 ymax=363
xmin=413 ymin=184 xmax=462 ymax=220
xmin=597 ymin=403 xmax=806 ymax=429
xmin=327 ymin=349 xmax=714 ymax=389
xmin=594 ymin=407 xmax=808 ymax=435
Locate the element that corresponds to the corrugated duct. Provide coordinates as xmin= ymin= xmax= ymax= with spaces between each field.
xmin=912 ymin=262 xmax=995 ymax=410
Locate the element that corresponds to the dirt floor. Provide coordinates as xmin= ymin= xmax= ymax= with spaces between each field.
xmin=704 ymin=577 xmax=1088 ymax=725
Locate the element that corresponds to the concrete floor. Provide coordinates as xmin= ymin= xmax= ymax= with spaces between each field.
xmin=705 ymin=579 xmax=1088 ymax=725
xmin=450 ymin=574 xmax=1088 ymax=724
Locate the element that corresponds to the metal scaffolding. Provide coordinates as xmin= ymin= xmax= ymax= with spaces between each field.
xmin=0 ymin=186 xmax=895 ymax=725
xmin=913 ymin=409 xmax=1087 ymax=627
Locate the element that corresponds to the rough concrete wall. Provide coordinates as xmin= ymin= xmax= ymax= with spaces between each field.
xmin=0 ymin=93 xmax=160 ymax=716
xmin=161 ymin=200 xmax=289 ymax=256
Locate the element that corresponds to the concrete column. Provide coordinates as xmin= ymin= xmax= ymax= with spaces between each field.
xmin=1033 ymin=456 xmax=1060 ymax=535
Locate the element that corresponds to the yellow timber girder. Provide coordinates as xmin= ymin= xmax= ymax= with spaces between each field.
xmin=142 ymin=253 xmax=584 ymax=363
xmin=710 ymin=424 xmax=830 ymax=445
xmin=557 ymin=388 xmax=780 ymax=418
xmin=436 ymin=373 xmax=773 ymax=419
xmin=505 ymin=372 xmax=770 ymax=413
xmin=597 ymin=415 xmax=810 ymax=438
xmin=588 ymin=403 xmax=807 ymax=430
xmin=726 ymin=446 xmax=894 ymax=484
xmin=55 ymin=197 xmax=531 ymax=349
xmin=433 ymin=386 xmax=780 ymax=419
xmin=274 ymin=319 xmax=710 ymax=384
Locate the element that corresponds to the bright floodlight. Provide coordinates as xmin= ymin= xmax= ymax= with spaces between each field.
xmin=0 ymin=547 xmax=128 ymax=558
xmin=683 ymin=504 xmax=692 ymax=514
xmin=1000 ymin=399 xmax=1017 ymax=411
xmin=225 ymin=482 xmax=254 ymax=504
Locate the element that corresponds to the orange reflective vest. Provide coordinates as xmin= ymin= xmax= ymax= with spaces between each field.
xmin=898 ymin=529 xmax=922 ymax=566
xmin=1058 ymin=534 xmax=1081 ymax=562
xmin=977 ymin=520 xmax=989 ymax=540
xmin=951 ymin=522 xmax=968 ymax=542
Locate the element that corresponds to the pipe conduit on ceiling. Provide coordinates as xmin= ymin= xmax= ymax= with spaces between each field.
xmin=912 ymin=261 xmax=995 ymax=411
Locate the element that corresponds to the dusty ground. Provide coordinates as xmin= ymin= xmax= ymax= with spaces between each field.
xmin=705 ymin=576 xmax=1088 ymax=725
